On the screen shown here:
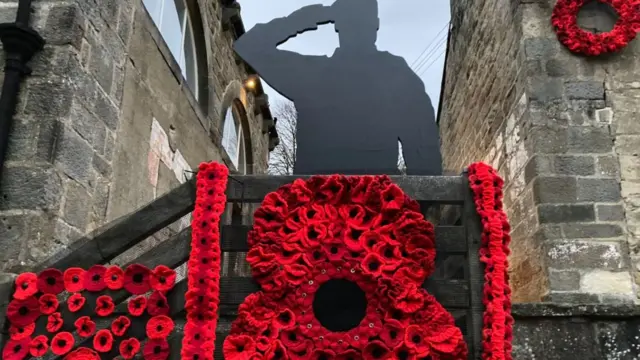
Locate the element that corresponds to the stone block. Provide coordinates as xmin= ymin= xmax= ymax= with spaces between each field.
xmin=0 ymin=167 xmax=62 ymax=211
xmin=54 ymin=127 xmax=95 ymax=185
xmin=554 ymin=155 xmax=595 ymax=176
xmin=6 ymin=117 xmax=37 ymax=161
xmin=90 ymin=177 xmax=110 ymax=228
xmin=529 ymin=126 xmax=568 ymax=153
xmin=546 ymin=240 xmax=627 ymax=271
xmin=545 ymin=58 xmax=576 ymax=77
xmin=594 ymin=320 xmax=640 ymax=358
xmin=524 ymin=155 xmax=553 ymax=184
xmin=538 ymin=204 xmax=595 ymax=223
xmin=89 ymin=43 xmax=114 ymax=93
xmin=527 ymin=78 xmax=563 ymax=101
xmin=512 ymin=318 xmax=600 ymax=359
xmin=0 ymin=216 xmax=26 ymax=270
xmin=597 ymin=204 xmax=625 ymax=222
xmin=581 ymin=270 xmax=634 ymax=297
xmin=595 ymin=155 xmax=619 ymax=177
xmin=568 ymin=126 xmax=613 ymax=154
xmin=44 ymin=3 xmax=83 ymax=47
xmin=24 ymin=77 xmax=73 ymax=119
xmin=92 ymin=154 xmax=111 ymax=177
xmin=577 ymin=178 xmax=621 ymax=202
xmin=524 ymin=37 xmax=558 ymax=60
xmin=548 ymin=270 xmax=581 ymax=291
xmin=104 ymin=130 xmax=116 ymax=161
xmin=565 ymin=81 xmax=605 ymax=100
xmin=562 ymin=223 xmax=624 ymax=239
xmin=93 ymin=88 xmax=119 ymax=131
xmin=35 ymin=119 xmax=62 ymax=163
xmin=62 ymin=180 xmax=90 ymax=230
xmin=615 ymin=135 xmax=640 ymax=156
xmin=533 ymin=176 xmax=577 ymax=204
xmin=546 ymin=292 xmax=600 ymax=304
xmin=595 ymin=107 xmax=612 ymax=124
xmin=619 ymin=155 xmax=640 ymax=181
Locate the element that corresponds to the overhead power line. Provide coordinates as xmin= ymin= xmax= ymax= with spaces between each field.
xmin=409 ymin=22 xmax=449 ymax=70
xmin=413 ymin=35 xmax=447 ymax=75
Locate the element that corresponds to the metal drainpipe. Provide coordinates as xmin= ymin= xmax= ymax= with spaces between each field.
xmin=0 ymin=0 xmax=45 ymax=187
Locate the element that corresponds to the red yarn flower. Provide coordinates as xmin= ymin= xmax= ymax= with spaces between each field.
xmin=37 ymin=268 xmax=65 ymax=294
xmin=47 ymin=312 xmax=64 ymax=333
xmin=6 ymin=297 xmax=40 ymax=327
xmin=2 ymin=337 xmax=30 ymax=360
xmin=148 ymin=291 xmax=170 ymax=316
xmin=63 ymin=267 xmax=86 ymax=292
xmin=151 ymin=265 xmax=176 ymax=292
xmin=39 ymin=293 xmax=59 ymax=315
xmin=128 ymin=295 xmax=147 ymax=316
xmin=104 ymin=266 xmax=125 ymax=290
xmin=93 ymin=329 xmax=114 ymax=353
xmin=119 ymin=338 xmax=141 ymax=359
xmin=111 ymin=315 xmax=131 ymax=336
xmin=64 ymin=347 xmax=99 ymax=360
xmin=143 ymin=339 xmax=170 ymax=360
xmin=95 ymin=295 xmax=115 ymax=316
xmin=51 ymin=331 xmax=75 ymax=355
xmin=8 ymin=323 xmax=35 ymax=340
xmin=84 ymin=265 xmax=107 ymax=292
xmin=67 ymin=293 xmax=86 ymax=312
xmin=146 ymin=315 xmax=174 ymax=339
xmin=124 ymin=264 xmax=151 ymax=294
xmin=552 ymin=0 xmax=640 ymax=56
xmin=13 ymin=272 xmax=37 ymax=300
xmin=74 ymin=316 xmax=97 ymax=337
xmin=29 ymin=335 xmax=49 ymax=356
xmin=223 ymin=335 xmax=257 ymax=359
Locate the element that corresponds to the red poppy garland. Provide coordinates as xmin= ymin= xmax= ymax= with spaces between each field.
xmin=181 ymin=162 xmax=229 ymax=360
xmin=552 ymin=0 xmax=640 ymax=56
xmin=468 ymin=163 xmax=514 ymax=360
xmin=3 ymin=263 xmax=177 ymax=359
xmin=221 ymin=173 xmax=468 ymax=359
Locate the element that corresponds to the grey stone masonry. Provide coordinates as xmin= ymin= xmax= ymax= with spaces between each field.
xmin=440 ymin=0 xmax=640 ymax=303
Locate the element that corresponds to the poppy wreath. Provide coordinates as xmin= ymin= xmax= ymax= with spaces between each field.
xmin=2 ymin=263 xmax=177 ymax=360
xmin=551 ymin=0 xmax=640 ymax=56
xmin=181 ymin=162 xmax=228 ymax=360
xmin=467 ymin=163 xmax=514 ymax=360
xmin=221 ymin=174 xmax=468 ymax=359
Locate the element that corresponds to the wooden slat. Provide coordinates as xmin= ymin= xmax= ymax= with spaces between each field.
xmin=226 ymin=175 xmax=465 ymax=203
xmin=34 ymin=178 xmax=197 ymax=272
xmin=221 ymin=225 xmax=467 ymax=253
xmin=216 ymin=277 xmax=469 ymax=308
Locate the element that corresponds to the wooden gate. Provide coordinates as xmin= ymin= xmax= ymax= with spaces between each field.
xmin=0 ymin=173 xmax=484 ymax=359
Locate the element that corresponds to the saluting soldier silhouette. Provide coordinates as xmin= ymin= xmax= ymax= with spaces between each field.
xmin=234 ymin=0 xmax=443 ymax=175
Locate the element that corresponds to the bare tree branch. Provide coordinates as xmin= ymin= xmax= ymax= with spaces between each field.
xmin=268 ymin=101 xmax=298 ymax=175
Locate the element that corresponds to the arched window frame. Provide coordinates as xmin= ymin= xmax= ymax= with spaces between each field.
xmin=222 ymin=102 xmax=248 ymax=174
xmin=142 ymin=0 xmax=202 ymax=101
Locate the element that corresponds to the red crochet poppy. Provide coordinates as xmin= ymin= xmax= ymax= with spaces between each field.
xmin=223 ymin=335 xmax=257 ymax=359
xmin=143 ymin=339 xmax=170 ymax=360
xmin=95 ymin=295 xmax=115 ymax=316
xmin=151 ymin=265 xmax=176 ymax=292
xmin=51 ymin=331 xmax=75 ymax=355
xmin=111 ymin=315 xmax=131 ymax=336
xmin=63 ymin=347 xmax=99 ymax=360
xmin=2 ymin=337 xmax=30 ymax=360
xmin=104 ymin=266 xmax=125 ymax=290
xmin=37 ymin=268 xmax=65 ymax=294
xmin=552 ymin=0 xmax=640 ymax=56
xmin=124 ymin=264 xmax=151 ymax=295
xmin=13 ymin=272 xmax=37 ymax=300
xmin=74 ymin=316 xmax=97 ymax=338
xmin=67 ymin=293 xmax=86 ymax=312
xmin=39 ymin=293 xmax=59 ymax=315
xmin=6 ymin=296 xmax=40 ymax=327
xmin=84 ymin=265 xmax=107 ymax=292
xmin=146 ymin=315 xmax=175 ymax=339
xmin=47 ymin=312 xmax=64 ymax=333
xmin=63 ymin=267 xmax=86 ymax=292
xmin=148 ymin=290 xmax=170 ymax=316
xmin=119 ymin=338 xmax=141 ymax=359
xmin=8 ymin=323 xmax=35 ymax=340
xmin=128 ymin=295 xmax=147 ymax=316
xmin=93 ymin=329 xmax=114 ymax=353
xmin=29 ymin=335 xmax=49 ymax=356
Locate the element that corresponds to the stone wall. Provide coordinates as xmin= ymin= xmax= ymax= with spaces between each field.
xmin=440 ymin=0 xmax=640 ymax=303
xmin=0 ymin=0 xmax=271 ymax=273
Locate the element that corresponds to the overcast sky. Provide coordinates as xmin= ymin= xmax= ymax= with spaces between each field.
xmin=238 ymin=0 xmax=451 ymax=114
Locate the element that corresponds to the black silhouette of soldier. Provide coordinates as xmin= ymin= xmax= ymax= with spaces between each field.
xmin=234 ymin=0 xmax=443 ymax=175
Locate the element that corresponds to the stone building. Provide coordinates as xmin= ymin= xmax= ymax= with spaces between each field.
xmin=439 ymin=0 xmax=640 ymax=357
xmin=0 ymin=0 xmax=277 ymax=272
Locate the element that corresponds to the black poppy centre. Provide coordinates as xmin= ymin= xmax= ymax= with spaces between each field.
xmin=312 ymin=279 xmax=367 ymax=332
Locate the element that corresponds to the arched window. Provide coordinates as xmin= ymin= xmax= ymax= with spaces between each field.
xmin=143 ymin=0 xmax=200 ymax=100
xmin=222 ymin=104 xmax=247 ymax=174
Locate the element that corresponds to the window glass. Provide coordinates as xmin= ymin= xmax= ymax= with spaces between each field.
xmin=160 ymin=0 xmax=183 ymax=62
xmin=222 ymin=108 xmax=239 ymax=168
xmin=183 ymin=17 xmax=198 ymax=98
xmin=238 ymin=130 xmax=247 ymax=174
xmin=143 ymin=0 xmax=162 ymax=23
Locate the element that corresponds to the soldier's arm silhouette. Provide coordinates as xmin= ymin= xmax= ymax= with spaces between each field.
xmin=234 ymin=4 xmax=332 ymax=101
xmin=395 ymin=57 xmax=444 ymax=176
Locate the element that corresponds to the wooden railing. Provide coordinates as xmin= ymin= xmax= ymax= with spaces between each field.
xmin=1 ymin=174 xmax=485 ymax=359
